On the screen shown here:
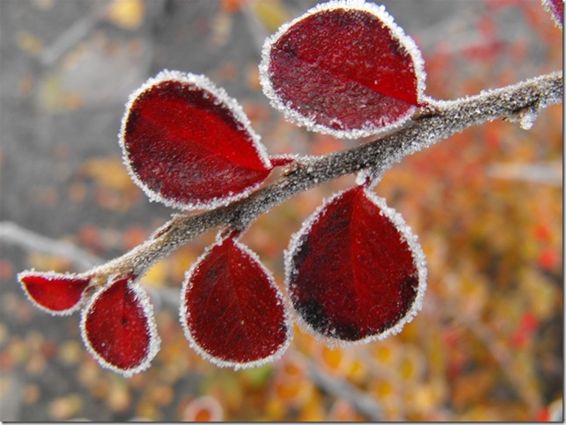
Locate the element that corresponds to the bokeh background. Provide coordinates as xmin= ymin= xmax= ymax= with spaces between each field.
xmin=0 ymin=0 xmax=563 ymax=421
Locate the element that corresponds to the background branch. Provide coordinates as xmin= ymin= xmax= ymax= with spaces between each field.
xmin=0 ymin=221 xmax=100 ymax=270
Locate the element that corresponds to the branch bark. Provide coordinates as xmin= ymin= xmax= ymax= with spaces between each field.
xmin=88 ymin=71 xmax=562 ymax=281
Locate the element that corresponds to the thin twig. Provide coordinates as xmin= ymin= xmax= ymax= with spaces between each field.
xmin=0 ymin=221 xmax=180 ymax=309
xmin=486 ymin=160 xmax=562 ymax=185
xmin=292 ymin=351 xmax=384 ymax=421
xmin=462 ymin=317 xmax=542 ymax=414
xmin=0 ymin=221 xmax=100 ymax=269
xmin=39 ymin=2 xmax=109 ymax=67
xmin=83 ymin=71 xmax=562 ymax=281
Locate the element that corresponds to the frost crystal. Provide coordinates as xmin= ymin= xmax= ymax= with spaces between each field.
xmin=519 ymin=110 xmax=538 ymax=130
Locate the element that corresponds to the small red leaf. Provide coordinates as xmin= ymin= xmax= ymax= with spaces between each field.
xmin=181 ymin=236 xmax=290 ymax=368
xmin=81 ymin=276 xmax=160 ymax=376
xmin=285 ymin=186 xmax=427 ymax=343
xmin=18 ymin=271 xmax=90 ymax=315
xmin=542 ymin=0 xmax=564 ymax=27
xmin=120 ymin=70 xmax=273 ymax=210
xmin=260 ymin=1 xmax=426 ymax=139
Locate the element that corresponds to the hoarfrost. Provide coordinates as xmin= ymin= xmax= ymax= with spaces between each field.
xmin=519 ymin=110 xmax=538 ymax=130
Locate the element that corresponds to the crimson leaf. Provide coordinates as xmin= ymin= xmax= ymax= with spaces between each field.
xmin=120 ymin=70 xmax=273 ymax=210
xmin=181 ymin=235 xmax=291 ymax=369
xmin=18 ymin=271 xmax=90 ymax=315
xmin=81 ymin=276 xmax=160 ymax=376
xmin=285 ymin=186 xmax=427 ymax=343
xmin=260 ymin=0 xmax=426 ymax=139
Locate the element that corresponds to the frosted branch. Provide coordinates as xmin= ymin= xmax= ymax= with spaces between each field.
xmin=66 ymin=71 xmax=562 ymax=281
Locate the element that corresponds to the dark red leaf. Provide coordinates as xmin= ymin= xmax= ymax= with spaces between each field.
xmin=81 ymin=276 xmax=160 ymax=376
xmin=542 ymin=0 xmax=564 ymax=27
xmin=285 ymin=186 xmax=427 ymax=342
xmin=121 ymin=70 xmax=273 ymax=210
xmin=181 ymin=236 xmax=290 ymax=368
xmin=260 ymin=2 xmax=426 ymax=139
xmin=18 ymin=271 xmax=90 ymax=315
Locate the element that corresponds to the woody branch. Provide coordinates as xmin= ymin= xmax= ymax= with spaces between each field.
xmin=90 ymin=71 xmax=562 ymax=283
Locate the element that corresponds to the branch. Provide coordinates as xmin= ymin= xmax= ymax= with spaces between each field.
xmin=0 ymin=221 xmax=181 ymax=309
xmin=71 ymin=71 xmax=562 ymax=281
xmin=0 ymin=221 xmax=100 ymax=270
xmin=292 ymin=352 xmax=384 ymax=421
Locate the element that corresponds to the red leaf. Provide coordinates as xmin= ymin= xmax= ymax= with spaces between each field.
xmin=18 ymin=271 xmax=90 ymax=315
xmin=285 ymin=186 xmax=427 ymax=343
xmin=181 ymin=236 xmax=290 ymax=368
xmin=260 ymin=1 xmax=426 ymax=139
xmin=120 ymin=70 xmax=273 ymax=210
xmin=542 ymin=0 xmax=564 ymax=27
xmin=81 ymin=276 xmax=160 ymax=376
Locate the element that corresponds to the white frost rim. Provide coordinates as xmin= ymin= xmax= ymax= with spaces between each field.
xmin=18 ymin=269 xmax=90 ymax=316
xmin=284 ymin=186 xmax=428 ymax=347
xmin=179 ymin=233 xmax=292 ymax=370
xmin=259 ymin=0 xmax=427 ymax=140
xmin=80 ymin=276 xmax=161 ymax=377
xmin=119 ymin=69 xmax=273 ymax=211
xmin=541 ymin=0 xmax=563 ymax=28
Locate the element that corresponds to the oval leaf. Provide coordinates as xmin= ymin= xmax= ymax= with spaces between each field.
xmin=120 ymin=70 xmax=273 ymax=210
xmin=542 ymin=0 xmax=564 ymax=28
xmin=18 ymin=270 xmax=90 ymax=315
xmin=285 ymin=186 xmax=427 ymax=343
xmin=181 ymin=235 xmax=291 ymax=369
xmin=260 ymin=0 xmax=426 ymax=139
xmin=81 ymin=276 xmax=160 ymax=376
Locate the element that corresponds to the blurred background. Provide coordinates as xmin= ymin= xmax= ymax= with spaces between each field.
xmin=0 ymin=0 xmax=562 ymax=421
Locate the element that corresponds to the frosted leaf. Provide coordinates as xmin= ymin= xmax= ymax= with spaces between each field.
xmin=120 ymin=70 xmax=273 ymax=211
xmin=18 ymin=270 xmax=91 ymax=316
xmin=259 ymin=0 xmax=427 ymax=140
xmin=284 ymin=186 xmax=427 ymax=345
xmin=542 ymin=0 xmax=564 ymax=28
xmin=180 ymin=233 xmax=291 ymax=369
xmin=80 ymin=276 xmax=160 ymax=377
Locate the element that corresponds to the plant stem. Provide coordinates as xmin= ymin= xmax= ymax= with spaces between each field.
xmin=91 ymin=71 xmax=563 ymax=282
